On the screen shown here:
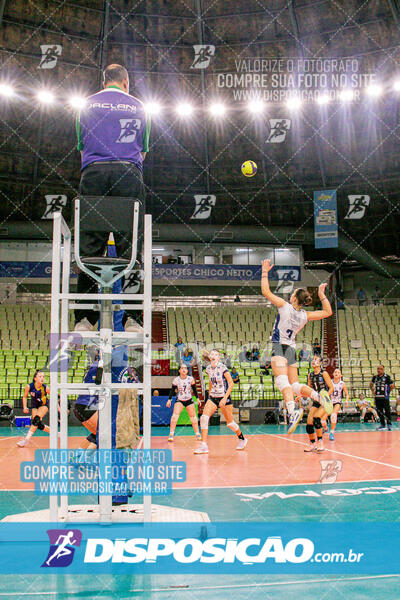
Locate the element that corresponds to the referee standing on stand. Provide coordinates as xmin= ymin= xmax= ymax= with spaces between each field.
xmin=370 ymin=365 xmax=395 ymax=431
xmin=74 ymin=64 xmax=151 ymax=333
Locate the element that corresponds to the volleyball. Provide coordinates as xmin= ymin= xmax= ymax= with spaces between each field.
xmin=241 ymin=160 xmax=257 ymax=177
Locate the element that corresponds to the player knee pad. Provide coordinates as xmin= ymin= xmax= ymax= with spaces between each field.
xmin=275 ymin=374 xmax=291 ymax=393
xmin=86 ymin=433 xmax=97 ymax=445
xmin=306 ymin=424 xmax=315 ymax=435
xmin=200 ymin=414 xmax=209 ymax=430
xmin=291 ymin=382 xmax=303 ymax=396
xmin=32 ymin=415 xmax=44 ymax=430
xmin=313 ymin=417 xmax=322 ymax=430
xmin=227 ymin=420 xmax=239 ymax=432
xmin=330 ymin=412 xmax=337 ymax=424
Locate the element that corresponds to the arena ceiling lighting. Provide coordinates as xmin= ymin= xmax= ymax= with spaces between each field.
xmin=144 ymin=101 xmax=162 ymax=115
xmin=68 ymin=95 xmax=86 ymax=109
xmin=37 ymin=89 xmax=55 ymax=104
xmin=209 ymin=102 xmax=226 ymax=117
xmin=175 ymin=102 xmax=194 ymax=117
xmin=0 ymin=83 xmax=15 ymax=98
xmin=393 ymin=80 xmax=400 ymax=91
xmin=339 ymin=89 xmax=354 ymax=102
xmin=316 ymin=93 xmax=331 ymax=105
xmin=286 ymin=97 xmax=302 ymax=110
xmin=247 ymin=100 xmax=265 ymax=113
xmin=366 ymin=84 xmax=382 ymax=97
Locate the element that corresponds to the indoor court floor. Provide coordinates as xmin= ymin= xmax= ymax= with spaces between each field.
xmin=1 ymin=423 xmax=399 ymax=598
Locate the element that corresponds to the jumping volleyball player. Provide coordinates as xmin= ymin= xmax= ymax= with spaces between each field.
xmin=166 ymin=363 xmax=201 ymax=442
xmin=17 ymin=370 xmax=51 ymax=447
xmin=305 ymin=355 xmax=334 ymax=452
xmin=194 ymin=349 xmax=247 ymax=454
xmin=261 ymin=259 xmax=333 ymax=436
xmin=329 ymin=368 xmax=349 ymax=440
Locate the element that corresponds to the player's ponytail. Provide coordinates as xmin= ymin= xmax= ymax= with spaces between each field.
xmin=294 ymin=288 xmax=313 ymax=307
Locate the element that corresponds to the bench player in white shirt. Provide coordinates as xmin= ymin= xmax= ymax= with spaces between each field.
xmin=166 ymin=363 xmax=201 ymax=442
xmin=194 ymin=349 xmax=247 ymax=454
xmin=328 ymin=368 xmax=349 ymax=440
xmin=261 ymin=259 xmax=333 ymax=436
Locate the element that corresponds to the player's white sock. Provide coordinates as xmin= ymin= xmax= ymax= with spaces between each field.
xmin=26 ymin=430 xmax=33 ymax=440
xmin=286 ymin=400 xmax=295 ymax=416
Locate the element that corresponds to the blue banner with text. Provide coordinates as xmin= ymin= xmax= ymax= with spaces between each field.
xmin=0 ymin=523 xmax=398 ymax=574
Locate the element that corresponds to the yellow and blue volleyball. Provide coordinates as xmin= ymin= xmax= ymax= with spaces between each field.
xmin=241 ymin=160 xmax=257 ymax=177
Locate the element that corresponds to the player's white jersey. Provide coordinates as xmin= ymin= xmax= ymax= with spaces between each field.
xmin=299 ymin=396 xmax=310 ymax=409
xmin=172 ymin=375 xmax=195 ymax=402
xmin=332 ymin=380 xmax=345 ymax=404
xmin=206 ymin=362 xmax=229 ymax=398
xmin=271 ymin=302 xmax=308 ymax=347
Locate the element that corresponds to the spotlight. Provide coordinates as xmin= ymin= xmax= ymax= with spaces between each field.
xmin=247 ymin=100 xmax=265 ymax=114
xmin=176 ymin=102 xmax=194 ymax=117
xmin=286 ymin=97 xmax=302 ymax=110
xmin=209 ymin=102 xmax=226 ymax=117
xmin=366 ymin=84 xmax=382 ymax=98
xmin=339 ymin=89 xmax=354 ymax=102
xmin=316 ymin=93 xmax=331 ymax=105
xmin=37 ymin=89 xmax=55 ymax=104
xmin=68 ymin=96 xmax=86 ymax=109
xmin=144 ymin=101 xmax=162 ymax=115
xmin=393 ymin=80 xmax=400 ymax=92
xmin=0 ymin=83 xmax=15 ymax=98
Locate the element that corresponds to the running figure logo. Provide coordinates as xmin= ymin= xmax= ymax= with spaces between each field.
xmin=266 ymin=119 xmax=291 ymax=143
xmin=191 ymin=45 xmax=215 ymax=69
xmin=191 ymin=195 xmax=216 ymax=220
xmin=38 ymin=45 xmax=62 ymax=69
xmin=345 ymin=195 xmax=370 ymax=219
xmin=122 ymin=270 xmax=142 ymax=293
xmin=318 ymin=460 xmax=343 ymax=484
xmin=116 ymin=118 xmax=141 ymax=143
xmin=42 ymin=529 xmax=82 ymax=567
xmin=42 ymin=195 xmax=67 ymax=219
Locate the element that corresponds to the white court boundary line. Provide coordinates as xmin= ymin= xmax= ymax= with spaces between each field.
xmin=3 ymin=474 xmax=400 ymax=493
xmin=270 ymin=434 xmax=400 ymax=472
xmin=0 ymin=574 xmax=398 ymax=596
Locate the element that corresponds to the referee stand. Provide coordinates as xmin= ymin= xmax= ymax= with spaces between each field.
xmin=49 ymin=196 xmax=152 ymax=523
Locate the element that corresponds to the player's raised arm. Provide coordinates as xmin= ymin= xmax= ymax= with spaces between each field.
xmin=261 ymin=259 xmax=286 ymax=308
xmin=306 ymin=283 xmax=333 ymax=321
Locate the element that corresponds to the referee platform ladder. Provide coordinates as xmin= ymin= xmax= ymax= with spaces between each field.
xmin=49 ymin=197 xmax=152 ymax=523
xmin=5 ymin=197 xmax=209 ymax=525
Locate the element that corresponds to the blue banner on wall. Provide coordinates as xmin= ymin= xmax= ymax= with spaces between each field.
xmin=0 ymin=262 xmax=76 ymax=278
xmin=313 ymin=190 xmax=338 ymax=249
xmin=0 ymin=262 xmax=301 ymax=282
xmin=0 ymin=522 xmax=399 ymax=574
xmin=152 ymin=264 xmax=301 ymax=282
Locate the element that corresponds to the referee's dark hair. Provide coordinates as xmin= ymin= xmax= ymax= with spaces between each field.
xmin=103 ymin=64 xmax=129 ymax=87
